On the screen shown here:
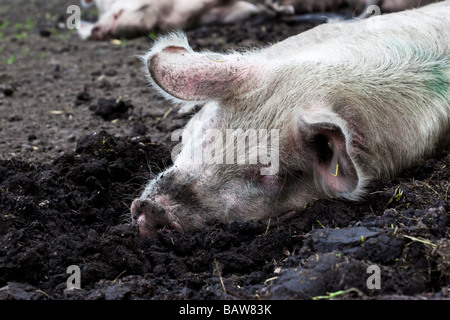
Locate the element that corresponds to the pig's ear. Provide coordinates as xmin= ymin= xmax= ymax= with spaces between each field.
xmin=145 ymin=37 xmax=249 ymax=102
xmin=299 ymin=117 xmax=360 ymax=197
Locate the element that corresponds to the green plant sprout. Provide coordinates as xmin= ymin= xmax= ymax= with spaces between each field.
xmin=6 ymin=55 xmax=16 ymax=64
xmin=313 ymin=288 xmax=365 ymax=300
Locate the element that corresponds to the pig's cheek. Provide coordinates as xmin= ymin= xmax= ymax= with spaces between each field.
xmin=222 ymin=193 xmax=239 ymax=207
xmin=154 ymin=194 xmax=173 ymax=207
xmin=260 ymin=175 xmax=281 ymax=192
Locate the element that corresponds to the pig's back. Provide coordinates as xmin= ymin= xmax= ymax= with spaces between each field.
xmin=261 ymin=1 xmax=450 ymax=63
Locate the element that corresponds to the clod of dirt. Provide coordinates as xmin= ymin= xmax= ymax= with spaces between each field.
xmin=39 ymin=29 xmax=51 ymax=37
xmin=265 ymin=253 xmax=370 ymax=299
xmin=305 ymin=227 xmax=380 ymax=253
xmin=430 ymin=239 xmax=450 ymax=278
xmin=75 ymin=91 xmax=91 ymax=106
xmin=89 ymin=98 xmax=133 ymax=121
xmin=131 ymin=122 xmax=148 ymax=137
xmin=0 ymin=282 xmax=48 ymax=300
xmin=0 ymin=84 xmax=14 ymax=97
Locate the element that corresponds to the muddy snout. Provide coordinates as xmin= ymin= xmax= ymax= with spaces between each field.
xmin=130 ymin=199 xmax=182 ymax=237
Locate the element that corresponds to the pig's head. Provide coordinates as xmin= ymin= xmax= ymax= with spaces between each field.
xmin=85 ymin=1 xmax=157 ymax=40
xmin=131 ymin=32 xmax=366 ymax=237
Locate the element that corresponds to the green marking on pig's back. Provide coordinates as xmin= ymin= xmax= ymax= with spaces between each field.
xmin=424 ymin=64 xmax=449 ymax=99
xmin=386 ymin=40 xmax=449 ymax=98
xmin=410 ymin=46 xmax=450 ymax=98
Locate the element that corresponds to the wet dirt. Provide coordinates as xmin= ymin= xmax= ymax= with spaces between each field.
xmin=0 ymin=0 xmax=448 ymax=300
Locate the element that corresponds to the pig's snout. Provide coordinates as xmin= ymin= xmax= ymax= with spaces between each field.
xmin=130 ymin=199 xmax=182 ymax=238
xmin=91 ymin=25 xmax=106 ymax=40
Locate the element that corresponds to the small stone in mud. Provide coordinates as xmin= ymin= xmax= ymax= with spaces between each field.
xmin=8 ymin=115 xmax=22 ymax=122
xmin=89 ymin=98 xmax=132 ymax=121
xmin=104 ymin=69 xmax=117 ymax=77
xmin=39 ymin=29 xmax=51 ymax=37
xmin=21 ymin=143 xmax=34 ymax=152
xmin=0 ymin=84 xmax=14 ymax=97
xmin=75 ymin=91 xmax=91 ymax=106
xmin=131 ymin=122 xmax=147 ymax=137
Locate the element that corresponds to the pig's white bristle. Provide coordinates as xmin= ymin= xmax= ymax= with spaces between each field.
xmin=138 ymin=31 xmax=191 ymax=72
xmin=150 ymin=31 xmax=191 ymax=54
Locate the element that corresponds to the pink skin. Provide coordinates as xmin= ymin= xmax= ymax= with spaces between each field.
xmin=148 ymin=46 xmax=254 ymax=101
xmin=314 ymin=129 xmax=358 ymax=194
xmin=260 ymin=174 xmax=281 ymax=191
xmin=130 ymin=197 xmax=182 ymax=237
xmin=91 ymin=9 xmax=123 ymax=40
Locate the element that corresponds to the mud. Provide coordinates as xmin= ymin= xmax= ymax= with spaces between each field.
xmin=0 ymin=0 xmax=448 ymax=300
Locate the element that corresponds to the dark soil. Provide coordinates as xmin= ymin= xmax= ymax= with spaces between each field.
xmin=0 ymin=0 xmax=449 ymax=300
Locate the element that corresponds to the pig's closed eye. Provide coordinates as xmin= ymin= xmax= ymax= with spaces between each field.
xmin=242 ymin=169 xmax=285 ymax=191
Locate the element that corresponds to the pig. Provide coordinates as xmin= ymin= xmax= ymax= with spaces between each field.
xmin=78 ymin=0 xmax=264 ymax=40
xmin=280 ymin=0 xmax=441 ymax=14
xmin=78 ymin=0 xmax=444 ymax=40
xmin=131 ymin=1 xmax=450 ymax=237
xmin=377 ymin=0 xmax=440 ymax=12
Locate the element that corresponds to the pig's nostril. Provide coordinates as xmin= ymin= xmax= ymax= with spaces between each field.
xmin=154 ymin=224 xmax=166 ymax=231
xmin=137 ymin=214 xmax=145 ymax=225
xmin=130 ymin=198 xmax=182 ymax=237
